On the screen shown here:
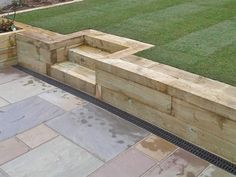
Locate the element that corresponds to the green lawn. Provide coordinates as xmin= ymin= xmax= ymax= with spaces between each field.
xmin=15 ymin=0 xmax=236 ymax=86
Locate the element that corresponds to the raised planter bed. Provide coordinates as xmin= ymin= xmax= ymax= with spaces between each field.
xmin=0 ymin=19 xmax=23 ymax=68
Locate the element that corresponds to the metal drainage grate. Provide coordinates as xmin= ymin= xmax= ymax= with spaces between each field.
xmin=14 ymin=65 xmax=236 ymax=175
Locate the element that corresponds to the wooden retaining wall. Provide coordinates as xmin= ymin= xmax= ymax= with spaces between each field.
xmin=0 ymin=20 xmax=65 ymax=69
xmin=95 ymin=59 xmax=236 ymax=163
xmin=13 ymin=26 xmax=236 ymax=164
xmin=0 ymin=31 xmax=18 ymax=68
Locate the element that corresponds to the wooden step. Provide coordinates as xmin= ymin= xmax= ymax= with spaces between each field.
xmin=69 ymin=45 xmax=111 ymax=70
xmin=50 ymin=61 xmax=96 ymax=95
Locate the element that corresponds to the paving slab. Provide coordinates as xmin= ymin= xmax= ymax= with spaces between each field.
xmin=0 ymin=169 xmax=8 ymax=177
xmin=89 ymin=148 xmax=156 ymax=177
xmin=199 ymin=165 xmax=235 ymax=177
xmin=1 ymin=136 xmax=103 ymax=177
xmin=135 ymin=134 xmax=177 ymax=161
xmin=0 ymin=96 xmax=64 ymax=141
xmin=0 ymin=137 xmax=29 ymax=165
xmin=0 ymin=98 xmax=8 ymax=108
xmin=0 ymin=75 xmax=54 ymax=103
xmin=17 ymin=124 xmax=58 ymax=149
xmin=38 ymin=88 xmax=87 ymax=111
xmin=0 ymin=67 xmax=27 ymax=85
xmin=142 ymin=149 xmax=209 ymax=177
xmin=47 ymin=103 xmax=149 ymax=161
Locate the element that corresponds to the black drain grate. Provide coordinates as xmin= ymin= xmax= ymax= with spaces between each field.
xmin=14 ymin=65 xmax=236 ymax=175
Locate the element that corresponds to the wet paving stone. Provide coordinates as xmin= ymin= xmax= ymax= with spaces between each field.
xmin=0 ymin=76 xmax=54 ymax=103
xmin=199 ymin=165 xmax=235 ymax=177
xmin=17 ymin=124 xmax=58 ymax=149
xmin=47 ymin=103 xmax=149 ymax=161
xmin=135 ymin=134 xmax=177 ymax=161
xmin=1 ymin=136 xmax=103 ymax=177
xmin=0 ymin=96 xmax=64 ymax=141
xmin=0 ymin=137 xmax=29 ymax=165
xmin=38 ymin=88 xmax=87 ymax=111
xmin=142 ymin=149 xmax=209 ymax=177
xmin=89 ymin=148 xmax=156 ymax=177
xmin=0 ymin=67 xmax=27 ymax=85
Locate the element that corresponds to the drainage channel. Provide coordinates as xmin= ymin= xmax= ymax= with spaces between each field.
xmin=14 ymin=65 xmax=236 ymax=175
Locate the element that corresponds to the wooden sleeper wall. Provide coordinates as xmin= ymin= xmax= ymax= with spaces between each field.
xmin=95 ymin=59 xmax=236 ymax=164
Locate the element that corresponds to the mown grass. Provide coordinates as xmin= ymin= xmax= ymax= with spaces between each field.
xmin=15 ymin=0 xmax=236 ymax=86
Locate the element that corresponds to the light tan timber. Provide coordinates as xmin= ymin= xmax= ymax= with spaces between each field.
xmin=100 ymin=86 xmax=236 ymax=163
xmin=50 ymin=62 xmax=96 ymax=95
xmin=96 ymin=59 xmax=236 ymax=122
xmin=96 ymin=69 xmax=172 ymax=114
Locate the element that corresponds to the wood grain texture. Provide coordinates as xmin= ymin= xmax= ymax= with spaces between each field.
xmin=96 ymin=69 xmax=172 ymax=114
xmin=100 ymin=86 xmax=236 ymax=163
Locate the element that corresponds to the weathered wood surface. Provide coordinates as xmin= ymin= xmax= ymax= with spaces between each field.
xmin=100 ymin=86 xmax=236 ymax=163
xmin=96 ymin=69 xmax=172 ymax=114
xmin=96 ymin=58 xmax=236 ymax=163
xmin=0 ymin=30 xmax=18 ymax=68
xmin=50 ymin=62 xmax=96 ymax=95
xmin=96 ymin=59 xmax=236 ymax=122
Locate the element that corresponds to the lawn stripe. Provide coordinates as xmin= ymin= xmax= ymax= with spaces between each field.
xmin=165 ymin=20 xmax=236 ymax=56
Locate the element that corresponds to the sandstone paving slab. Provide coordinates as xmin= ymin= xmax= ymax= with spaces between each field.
xmin=199 ymin=165 xmax=235 ymax=177
xmin=0 ymin=67 xmax=27 ymax=85
xmin=0 ymin=96 xmax=64 ymax=141
xmin=1 ymin=136 xmax=103 ymax=177
xmin=89 ymin=148 xmax=156 ymax=177
xmin=47 ymin=103 xmax=149 ymax=161
xmin=17 ymin=124 xmax=58 ymax=149
xmin=0 ymin=75 xmax=54 ymax=103
xmin=0 ymin=98 xmax=8 ymax=108
xmin=135 ymin=134 xmax=177 ymax=161
xmin=0 ymin=137 xmax=29 ymax=165
xmin=38 ymin=88 xmax=87 ymax=111
xmin=142 ymin=149 xmax=209 ymax=177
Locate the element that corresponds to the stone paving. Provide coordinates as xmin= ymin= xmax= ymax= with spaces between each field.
xmin=0 ymin=67 xmax=234 ymax=177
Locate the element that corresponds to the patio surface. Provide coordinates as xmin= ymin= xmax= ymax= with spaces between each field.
xmin=0 ymin=67 xmax=234 ymax=177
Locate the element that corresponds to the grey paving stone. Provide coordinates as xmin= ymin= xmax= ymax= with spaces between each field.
xmin=0 ymin=67 xmax=27 ymax=85
xmin=38 ymin=88 xmax=87 ymax=111
xmin=0 ymin=96 xmax=64 ymax=141
xmin=1 ymin=136 xmax=103 ymax=177
xmin=47 ymin=103 xmax=149 ymax=161
xmin=0 ymin=169 xmax=9 ymax=177
xmin=0 ymin=76 xmax=54 ymax=103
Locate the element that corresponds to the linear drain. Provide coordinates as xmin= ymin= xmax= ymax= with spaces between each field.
xmin=14 ymin=65 xmax=236 ymax=175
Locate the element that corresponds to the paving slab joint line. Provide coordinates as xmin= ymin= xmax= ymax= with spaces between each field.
xmin=15 ymin=124 xmax=60 ymax=150
xmin=15 ymin=136 xmax=32 ymax=150
xmin=43 ymin=124 xmax=105 ymax=163
xmin=87 ymin=134 xmax=154 ymax=177
xmin=196 ymin=164 xmax=212 ymax=177
xmin=0 ymin=168 xmax=10 ymax=177
xmin=0 ymin=139 xmax=30 ymax=166
xmin=134 ymin=134 xmax=180 ymax=163
xmin=0 ymin=96 xmax=10 ymax=105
